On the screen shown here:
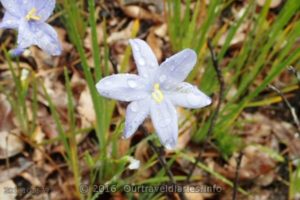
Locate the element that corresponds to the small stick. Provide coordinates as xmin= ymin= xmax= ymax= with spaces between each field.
xmin=186 ymin=39 xmax=225 ymax=182
xmin=140 ymin=126 xmax=186 ymax=200
xmin=268 ymin=84 xmax=300 ymax=132
xmin=288 ymin=66 xmax=300 ymax=88
xmin=109 ymin=50 xmax=119 ymax=74
xmin=232 ymin=151 xmax=243 ymax=200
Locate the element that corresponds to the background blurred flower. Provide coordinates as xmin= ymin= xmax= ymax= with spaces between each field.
xmin=127 ymin=156 xmax=140 ymax=170
xmin=96 ymin=39 xmax=211 ymax=149
xmin=0 ymin=0 xmax=62 ymax=56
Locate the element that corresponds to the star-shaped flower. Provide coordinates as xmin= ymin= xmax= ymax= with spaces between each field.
xmin=0 ymin=0 xmax=62 ymax=56
xmin=96 ymin=39 xmax=211 ymax=149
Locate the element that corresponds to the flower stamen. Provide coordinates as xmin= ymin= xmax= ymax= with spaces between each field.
xmin=25 ymin=8 xmax=40 ymax=21
xmin=152 ymin=83 xmax=164 ymax=103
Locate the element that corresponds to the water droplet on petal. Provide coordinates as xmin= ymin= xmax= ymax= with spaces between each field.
xmin=170 ymin=65 xmax=176 ymax=71
xmin=159 ymin=118 xmax=171 ymax=128
xmin=143 ymin=72 xmax=149 ymax=78
xmin=187 ymin=93 xmax=200 ymax=107
xmin=165 ymin=84 xmax=171 ymax=90
xmin=130 ymin=102 xmax=139 ymax=112
xmin=164 ymin=139 xmax=175 ymax=150
xmin=150 ymin=63 xmax=156 ymax=68
xmin=159 ymin=75 xmax=167 ymax=83
xmin=165 ymin=143 xmax=173 ymax=150
xmin=103 ymin=80 xmax=111 ymax=86
xmin=127 ymin=79 xmax=137 ymax=88
xmin=102 ymin=91 xmax=110 ymax=97
xmin=133 ymin=45 xmax=139 ymax=51
xmin=124 ymin=97 xmax=130 ymax=101
xmin=205 ymin=96 xmax=212 ymax=105
xmin=138 ymin=58 xmax=146 ymax=66
xmin=124 ymin=124 xmax=133 ymax=138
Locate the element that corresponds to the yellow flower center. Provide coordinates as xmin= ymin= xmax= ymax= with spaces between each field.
xmin=25 ymin=8 xmax=41 ymax=21
xmin=151 ymin=83 xmax=164 ymax=103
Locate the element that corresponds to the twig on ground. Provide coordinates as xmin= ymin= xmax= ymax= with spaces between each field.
xmin=288 ymin=66 xmax=300 ymax=88
xmin=232 ymin=151 xmax=243 ymax=200
xmin=140 ymin=126 xmax=186 ymax=200
xmin=268 ymin=84 xmax=300 ymax=132
xmin=109 ymin=51 xmax=119 ymax=74
xmin=186 ymin=39 xmax=225 ymax=182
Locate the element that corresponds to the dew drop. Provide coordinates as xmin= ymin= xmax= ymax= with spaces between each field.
xmin=165 ymin=139 xmax=175 ymax=150
xmin=150 ymin=63 xmax=156 ymax=68
xmin=127 ymin=79 xmax=137 ymax=88
xmin=124 ymin=124 xmax=133 ymax=138
xmin=159 ymin=75 xmax=167 ymax=83
xmin=138 ymin=58 xmax=146 ymax=66
xmin=165 ymin=84 xmax=171 ymax=90
xmin=142 ymin=72 xmax=149 ymax=78
xmin=187 ymin=93 xmax=200 ymax=107
xmin=103 ymin=80 xmax=111 ymax=86
xmin=159 ymin=118 xmax=171 ymax=128
xmin=170 ymin=65 xmax=176 ymax=71
xmin=130 ymin=101 xmax=139 ymax=112
xmin=165 ymin=143 xmax=173 ymax=150
xmin=132 ymin=44 xmax=139 ymax=51
xmin=102 ymin=91 xmax=110 ymax=97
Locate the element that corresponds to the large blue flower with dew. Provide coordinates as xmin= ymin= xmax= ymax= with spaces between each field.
xmin=96 ymin=39 xmax=211 ymax=149
xmin=0 ymin=0 xmax=61 ymax=56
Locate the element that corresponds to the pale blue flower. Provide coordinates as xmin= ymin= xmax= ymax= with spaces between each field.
xmin=96 ymin=39 xmax=211 ymax=149
xmin=0 ymin=0 xmax=62 ymax=56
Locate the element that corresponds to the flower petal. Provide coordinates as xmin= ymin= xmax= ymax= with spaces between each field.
xmin=123 ymin=97 xmax=151 ymax=138
xmin=0 ymin=0 xmax=24 ymax=17
xmin=129 ymin=39 xmax=159 ymax=79
xmin=96 ymin=74 xmax=149 ymax=102
xmin=166 ymin=82 xmax=212 ymax=109
xmin=33 ymin=0 xmax=55 ymax=21
xmin=127 ymin=157 xmax=140 ymax=170
xmin=17 ymin=20 xmax=62 ymax=56
xmin=150 ymin=99 xmax=178 ymax=149
xmin=157 ymin=49 xmax=197 ymax=89
xmin=17 ymin=20 xmax=35 ymax=49
xmin=9 ymin=47 xmax=25 ymax=57
xmin=34 ymin=22 xmax=62 ymax=55
xmin=0 ymin=12 xmax=19 ymax=29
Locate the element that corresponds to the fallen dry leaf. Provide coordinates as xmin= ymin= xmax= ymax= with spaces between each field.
xmin=0 ymin=94 xmax=12 ymax=130
xmin=107 ymin=21 xmax=135 ymax=44
xmin=256 ymin=0 xmax=282 ymax=8
xmin=153 ymin=23 xmax=167 ymax=39
xmin=0 ymin=130 xmax=24 ymax=159
xmin=122 ymin=5 xmax=163 ymax=24
xmin=146 ymin=29 xmax=163 ymax=62
xmin=0 ymin=159 xmax=32 ymax=183
xmin=78 ymin=87 xmax=96 ymax=124
xmin=0 ymin=180 xmax=17 ymax=200
xmin=121 ymin=0 xmax=164 ymax=12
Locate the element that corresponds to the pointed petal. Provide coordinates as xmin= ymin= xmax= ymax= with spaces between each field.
xmin=167 ymin=82 xmax=212 ymax=109
xmin=0 ymin=12 xmax=19 ymax=29
xmin=129 ymin=39 xmax=159 ymax=79
xmin=17 ymin=20 xmax=35 ymax=49
xmin=17 ymin=21 xmax=62 ymax=56
xmin=34 ymin=23 xmax=62 ymax=55
xmin=9 ymin=47 xmax=25 ymax=57
xmin=10 ymin=0 xmax=54 ymax=21
xmin=123 ymin=97 xmax=151 ymax=138
xmin=33 ymin=0 xmax=55 ymax=21
xmin=0 ymin=0 xmax=24 ymax=17
xmin=96 ymin=74 xmax=149 ymax=102
xmin=157 ymin=49 xmax=197 ymax=89
xmin=150 ymin=99 xmax=178 ymax=149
